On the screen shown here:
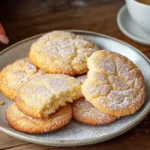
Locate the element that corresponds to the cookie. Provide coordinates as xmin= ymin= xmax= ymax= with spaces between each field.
xmin=6 ymin=103 xmax=72 ymax=133
xmin=72 ymin=98 xmax=117 ymax=125
xmin=29 ymin=31 xmax=99 ymax=76
xmin=15 ymin=74 xmax=81 ymax=118
xmin=82 ymin=50 xmax=146 ymax=117
xmin=0 ymin=58 xmax=43 ymax=100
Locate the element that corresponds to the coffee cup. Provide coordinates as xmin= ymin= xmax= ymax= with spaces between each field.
xmin=126 ymin=0 xmax=150 ymax=34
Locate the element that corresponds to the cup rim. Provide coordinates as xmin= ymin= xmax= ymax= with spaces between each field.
xmin=128 ymin=0 xmax=150 ymax=8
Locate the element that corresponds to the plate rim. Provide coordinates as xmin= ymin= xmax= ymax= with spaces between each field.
xmin=117 ymin=5 xmax=150 ymax=46
xmin=0 ymin=29 xmax=150 ymax=147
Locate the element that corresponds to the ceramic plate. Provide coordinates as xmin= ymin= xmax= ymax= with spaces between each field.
xmin=0 ymin=30 xmax=150 ymax=147
xmin=117 ymin=5 xmax=150 ymax=45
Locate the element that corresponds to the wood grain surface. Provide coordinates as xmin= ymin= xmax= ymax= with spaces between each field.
xmin=0 ymin=0 xmax=150 ymax=149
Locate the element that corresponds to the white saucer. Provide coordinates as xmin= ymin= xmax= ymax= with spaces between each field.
xmin=117 ymin=5 xmax=150 ymax=45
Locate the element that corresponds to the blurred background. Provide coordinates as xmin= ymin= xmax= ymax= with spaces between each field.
xmin=0 ymin=0 xmax=125 ymax=49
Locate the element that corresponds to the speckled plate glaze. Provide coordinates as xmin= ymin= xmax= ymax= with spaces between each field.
xmin=0 ymin=30 xmax=150 ymax=147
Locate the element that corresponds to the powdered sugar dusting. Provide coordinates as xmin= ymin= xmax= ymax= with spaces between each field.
xmin=73 ymin=98 xmax=117 ymax=125
xmin=83 ymin=50 xmax=146 ymax=116
xmin=108 ymin=75 xmax=131 ymax=90
xmin=43 ymin=76 xmax=74 ymax=93
xmin=88 ymin=71 xmax=108 ymax=84
xmin=21 ymin=84 xmax=53 ymax=105
xmin=17 ymin=74 xmax=81 ymax=117
xmin=32 ymin=31 xmax=99 ymax=74
xmin=98 ymin=56 xmax=116 ymax=75
xmin=3 ymin=58 xmax=38 ymax=90
xmin=106 ymin=89 xmax=138 ymax=110
xmin=87 ymin=83 xmax=111 ymax=98
xmin=20 ymin=74 xmax=80 ymax=99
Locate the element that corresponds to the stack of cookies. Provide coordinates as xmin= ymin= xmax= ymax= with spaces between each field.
xmin=74 ymin=50 xmax=146 ymax=125
xmin=0 ymin=31 xmax=146 ymax=133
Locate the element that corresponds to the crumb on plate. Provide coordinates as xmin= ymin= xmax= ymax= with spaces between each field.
xmin=0 ymin=101 xmax=4 ymax=105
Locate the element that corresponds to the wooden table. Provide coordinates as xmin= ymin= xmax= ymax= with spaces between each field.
xmin=0 ymin=0 xmax=150 ymax=149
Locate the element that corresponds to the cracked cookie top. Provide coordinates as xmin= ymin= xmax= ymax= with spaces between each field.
xmin=29 ymin=31 xmax=99 ymax=76
xmin=82 ymin=50 xmax=146 ymax=117
xmin=0 ymin=58 xmax=43 ymax=100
